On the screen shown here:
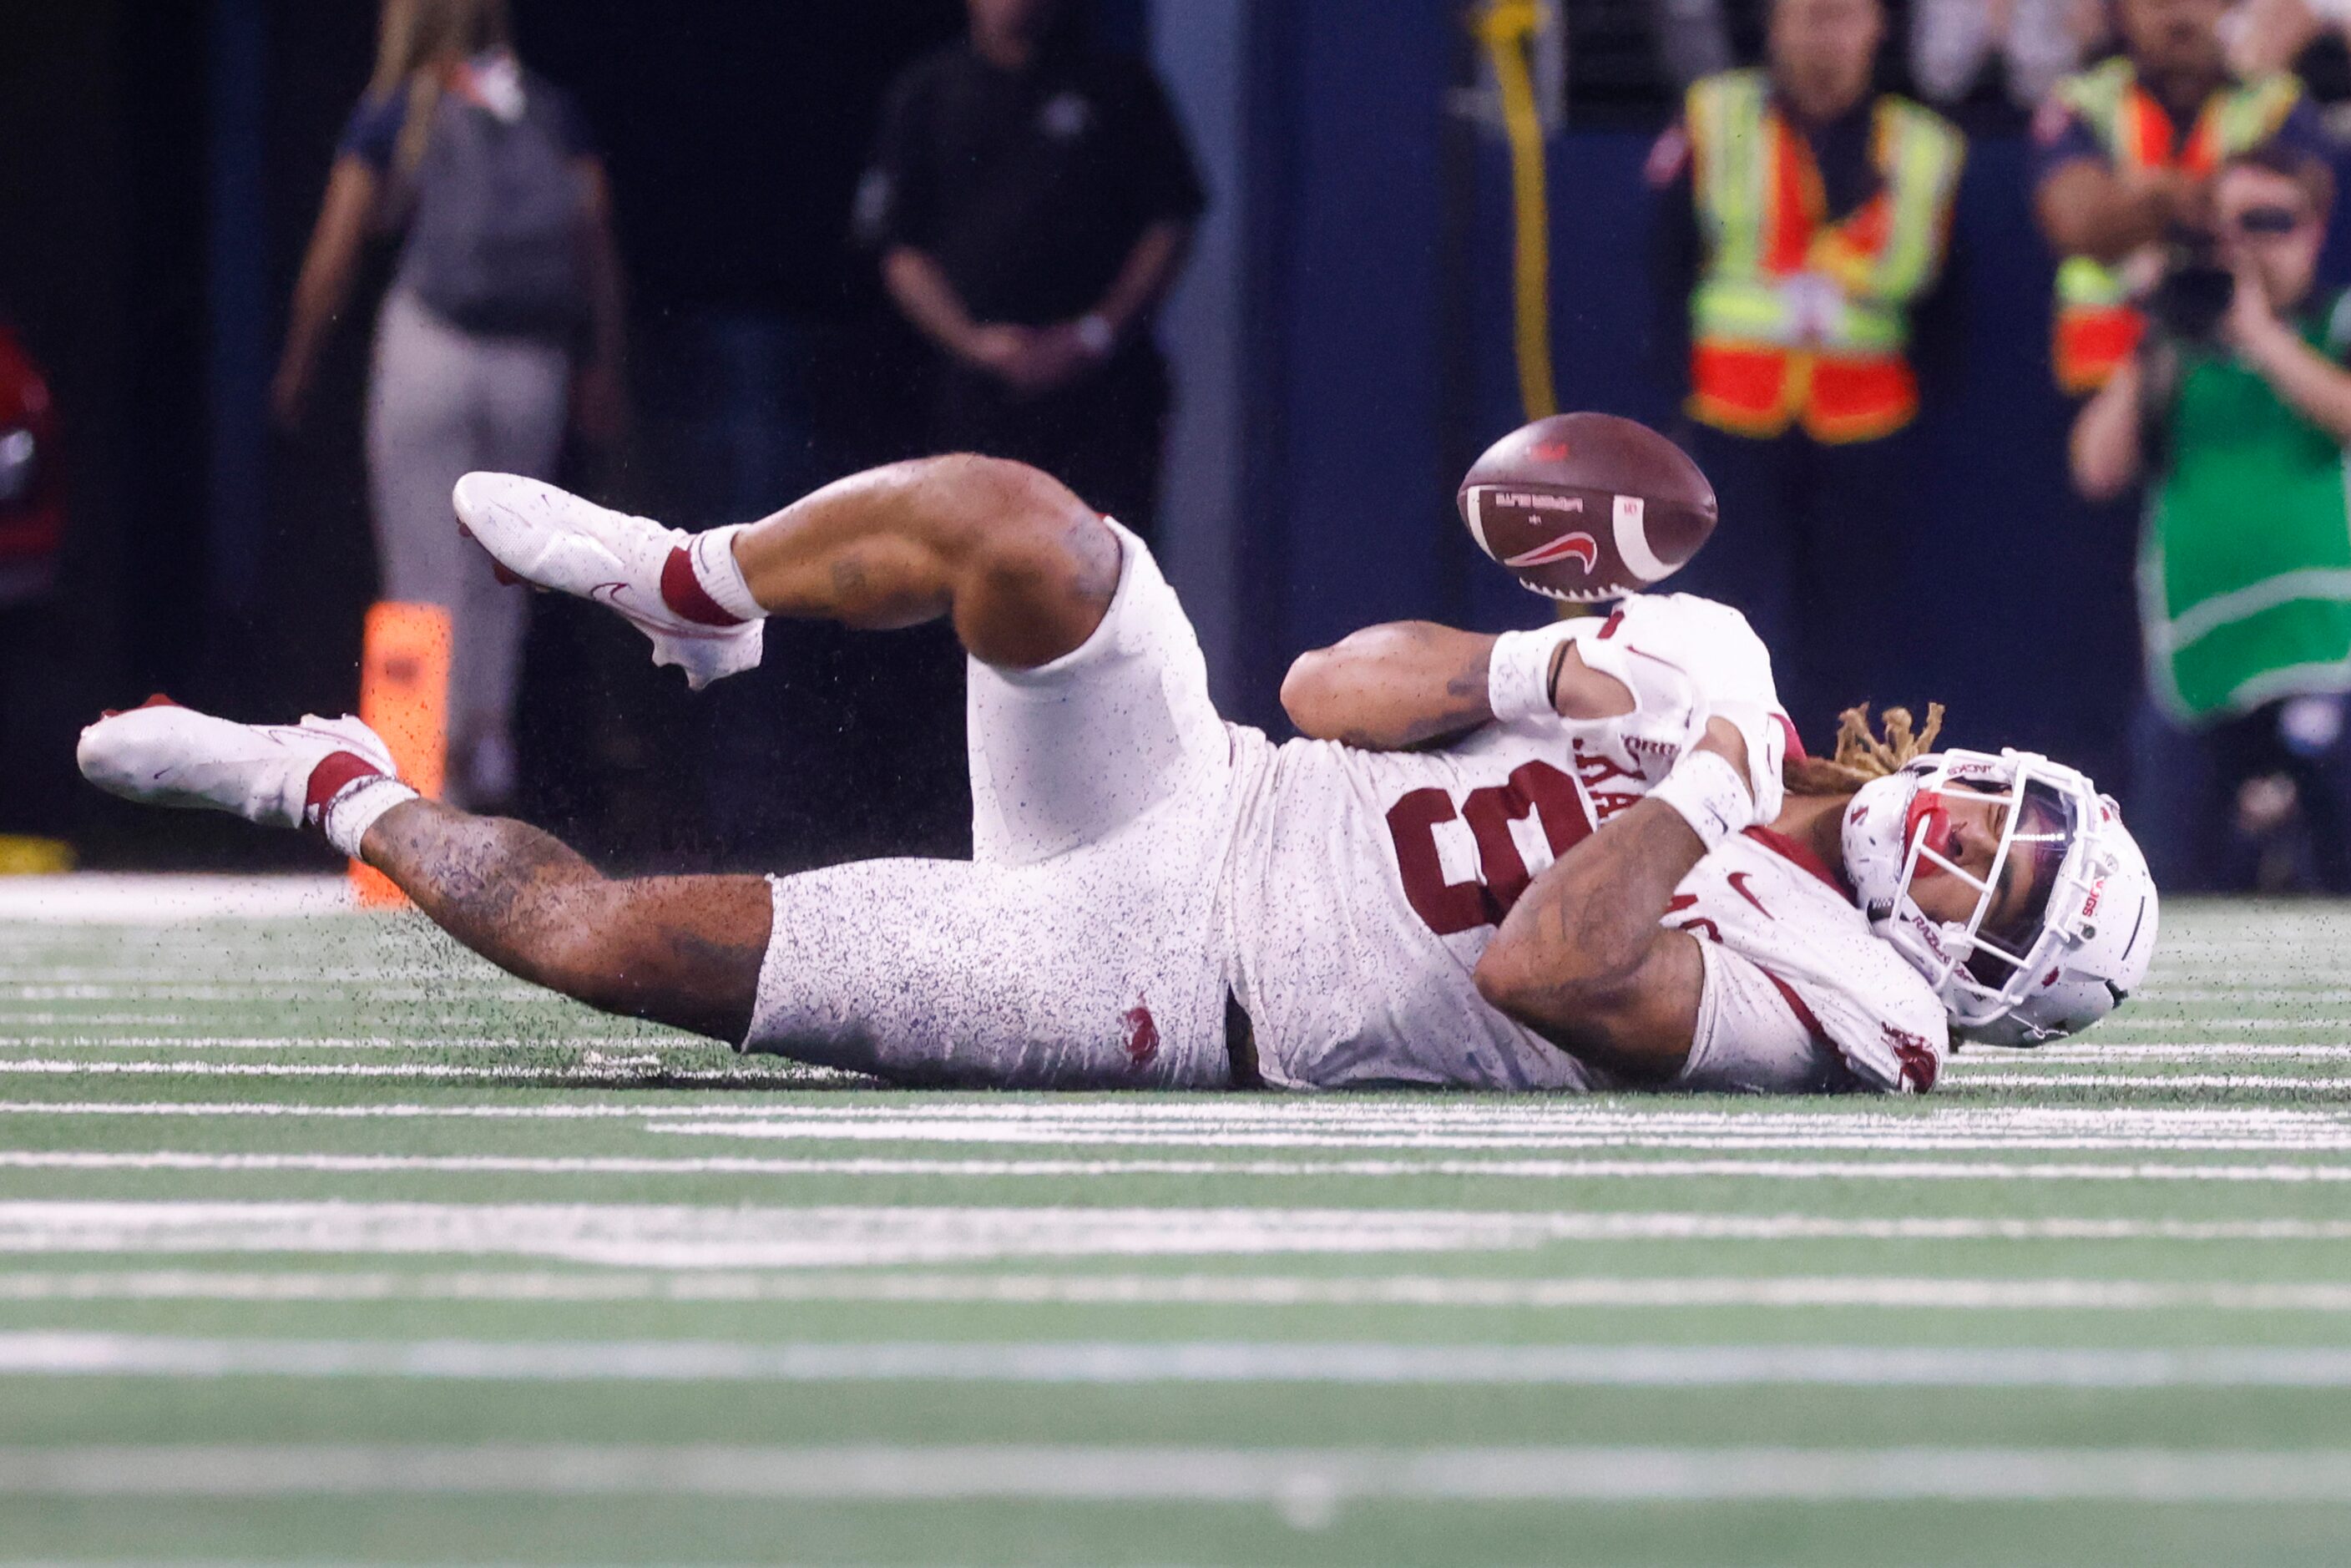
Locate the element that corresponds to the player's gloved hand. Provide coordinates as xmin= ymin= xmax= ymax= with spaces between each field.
xmin=1608 ymin=594 xmax=1781 ymax=712
xmin=1557 ymin=625 xmax=1706 ymax=787
xmin=1487 ymin=620 xmax=1705 ymax=787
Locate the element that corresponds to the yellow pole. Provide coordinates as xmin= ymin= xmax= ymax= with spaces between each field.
xmin=1471 ymin=0 xmax=1557 ymax=422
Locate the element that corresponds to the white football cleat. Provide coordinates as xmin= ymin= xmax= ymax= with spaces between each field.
xmin=452 ymin=471 xmax=764 ymax=690
xmin=77 ymin=698 xmax=398 ymax=831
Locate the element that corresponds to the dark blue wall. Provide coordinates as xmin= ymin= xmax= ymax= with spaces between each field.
xmin=1256 ymin=0 xmax=1458 ymax=670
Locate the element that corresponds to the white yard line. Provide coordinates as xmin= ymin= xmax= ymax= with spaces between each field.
xmin=0 ymin=1060 xmax=794 ymax=1082
xmin=6 ymin=1334 xmax=2351 ymax=1388
xmin=8 ymin=1442 xmax=2351 ymax=1505
xmin=33 ymin=1090 xmax=2351 ymax=1144
xmin=1958 ymin=1074 xmax=2351 ymax=1090
xmin=0 ymin=1038 xmax=676 ymax=1052
xmin=2092 ymin=1019 xmax=2351 ymax=1031
xmin=0 ymin=876 xmax=355 ymax=923
xmin=9 ymin=1146 xmax=2351 ymax=1187
xmin=4 ymin=1268 xmax=2351 ymax=1312
xmin=4 ymin=1201 xmax=2350 ymax=1270
xmin=11 ymin=1151 xmax=2351 ymax=1185
xmin=0 ymin=987 xmax=544 ymax=1003
xmin=1967 ymin=1043 xmax=2351 ymax=1059
xmin=15 ymin=1099 xmax=2351 ymax=1130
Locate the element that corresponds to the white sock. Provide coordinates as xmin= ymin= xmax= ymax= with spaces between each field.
xmin=322 ymin=777 xmax=420 ymax=859
xmin=688 ymin=525 xmax=766 ymax=622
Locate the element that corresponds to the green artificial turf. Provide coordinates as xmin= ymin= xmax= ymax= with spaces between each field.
xmin=0 ymin=893 xmax=2348 ymax=1565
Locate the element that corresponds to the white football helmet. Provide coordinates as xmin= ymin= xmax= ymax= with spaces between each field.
xmin=1841 ymin=747 xmax=2159 ymax=1046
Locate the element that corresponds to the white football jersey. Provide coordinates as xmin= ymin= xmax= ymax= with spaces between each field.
xmin=1221 ymin=716 xmax=1949 ymax=1095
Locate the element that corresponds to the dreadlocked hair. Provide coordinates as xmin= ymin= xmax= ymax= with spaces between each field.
xmin=1782 ymin=702 xmax=1945 ymax=797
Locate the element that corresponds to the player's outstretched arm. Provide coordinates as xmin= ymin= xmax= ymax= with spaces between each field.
xmin=1474 ymin=720 xmax=1750 ymax=1084
xmin=1282 ymin=622 xmax=1632 ymax=751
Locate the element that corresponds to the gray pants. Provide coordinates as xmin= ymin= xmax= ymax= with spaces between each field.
xmin=366 ymin=288 xmax=571 ymax=805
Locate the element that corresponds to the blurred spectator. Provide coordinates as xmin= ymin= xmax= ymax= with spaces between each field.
xmin=273 ymin=0 xmax=626 ymax=809
xmin=859 ymin=0 xmax=1205 ymax=539
xmin=1911 ymin=0 xmax=2108 ymax=129
xmin=0 ymin=322 xmax=60 ymax=608
xmin=0 ymin=318 xmax=74 ymax=857
xmin=2033 ymin=0 xmax=2323 ymax=397
xmin=2226 ymin=0 xmax=2351 ymax=123
xmin=2071 ymin=149 xmax=2351 ymax=889
xmin=1652 ymin=0 xmax=1737 ymax=89
xmin=1647 ymin=0 xmax=1967 ymax=743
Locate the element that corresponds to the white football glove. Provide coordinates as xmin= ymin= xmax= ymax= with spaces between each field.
xmin=1487 ymin=619 xmax=1705 ymax=787
xmin=1562 ymin=625 xmax=1706 ymax=787
xmin=1605 ymin=594 xmax=1781 ymax=711
xmin=1613 ymin=594 xmax=1791 ymax=817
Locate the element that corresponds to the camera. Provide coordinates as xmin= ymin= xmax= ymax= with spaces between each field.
xmin=2143 ymin=230 xmax=2236 ymax=346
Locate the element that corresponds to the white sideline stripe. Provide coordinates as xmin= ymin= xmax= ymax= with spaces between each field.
xmin=2139 ymin=989 xmax=2351 ymax=1001
xmin=2095 ymin=1019 xmax=2351 ymax=1031
xmin=0 ymin=876 xmax=355 ymax=923
xmin=0 ymin=1038 xmax=2303 ymax=1062
xmin=8 ymin=1202 xmax=2351 ymax=1270
xmin=9 ymin=1334 xmax=2351 ymax=1388
xmin=0 ymin=1060 xmax=794 ymax=1082
xmin=17 ymin=1141 xmax=2351 ymax=1188
xmin=0 ymin=969 xmax=508 ymax=984
xmin=19 ymin=1099 xmax=2351 ymax=1130
xmin=10 ymin=1443 xmax=2351 ymax=1504
xmin=11 ymin=1150 xmax=2351 ymax=1184
xmin=1969 ymin=1045 xmax=2351 ymax=1061
xmin=18 ymin=1029 xmax=2333 ymax=1059
xmin=650 ymin=1122 xmax=2351 ymax=1152
xmin=0 ymin=1038 xmax=670 ymax=1052
xmin=0 ymin=987 xmax=542 ymax=1003
xmin=8 ymin=1269 xmax=2351 ymax=1313
xmin=21 ymin=1098 xmax=2351 ymax=1142
xmin=1962 ymin=1074 xmax=2351 ymax=1090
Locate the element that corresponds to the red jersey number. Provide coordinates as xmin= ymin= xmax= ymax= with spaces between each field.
xmin=1385 ymin=760 xmax=1592 ymax=936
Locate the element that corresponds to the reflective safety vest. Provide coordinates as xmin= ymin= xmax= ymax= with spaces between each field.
xmin=2049 ymin=58 xmax=2302 ymax=395
xmin=1685 ymin=70 xmax=1964 ymax=444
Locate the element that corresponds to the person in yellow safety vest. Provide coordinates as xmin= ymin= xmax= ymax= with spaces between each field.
xmin=1646 ymin=0 xmax=1965 ymax=747
xmin=2033 ymin=0 xmax=2323 ymax=396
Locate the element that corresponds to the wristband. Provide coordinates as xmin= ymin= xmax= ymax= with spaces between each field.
xmin=1647 ymin=748 xmax=1754 ymax=852
xmin=1487 ymin=625 xmax=1577 ymax=724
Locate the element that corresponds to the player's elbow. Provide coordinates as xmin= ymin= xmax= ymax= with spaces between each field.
xmin=1472 ymin=942 xmax=1540 ymax=1021
xmin=1279 ymin=650 xmax=1337 ymax=735
xmin=1477 ymin=938 xmax=1681 ymax=1085
xmin=1474 ymin=932 xmax=1621 ymax=1034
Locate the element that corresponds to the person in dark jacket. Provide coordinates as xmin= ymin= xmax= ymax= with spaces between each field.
xmin=860 ymin=0 xmax=1205 ymax=539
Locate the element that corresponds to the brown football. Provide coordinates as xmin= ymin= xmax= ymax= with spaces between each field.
xmin=1456 ymin=412 xmax=1718 ymax=602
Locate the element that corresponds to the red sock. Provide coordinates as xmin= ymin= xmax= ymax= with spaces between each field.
xmin=660 ymin=547 xmax=746 ymax=627
xmin=304 ymin=751 xmax=386 ymax=825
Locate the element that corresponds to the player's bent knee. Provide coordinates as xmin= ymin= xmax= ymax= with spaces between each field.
xmin=948 ymin=473 xmax=1120 ymax=669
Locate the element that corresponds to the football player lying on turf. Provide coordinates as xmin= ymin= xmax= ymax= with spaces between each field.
xmin=78 ymin=454 xmax=2156 ymax=1093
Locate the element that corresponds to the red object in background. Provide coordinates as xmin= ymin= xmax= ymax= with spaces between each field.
xmin=0 ymin=322 xmax=62 ymax=602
